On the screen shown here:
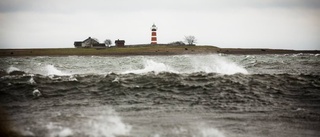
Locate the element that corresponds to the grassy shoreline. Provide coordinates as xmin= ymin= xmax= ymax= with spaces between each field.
xmin=0 ymin=45 xmax=319 ymax=57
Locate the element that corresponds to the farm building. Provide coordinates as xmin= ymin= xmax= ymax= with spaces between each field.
xmin=115 ymin=39 xmax=125 ymax=47
xmin=74 ymin=37 xmax=106 ymax=48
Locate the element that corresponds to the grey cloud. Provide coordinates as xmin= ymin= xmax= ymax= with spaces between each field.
xmin=0 ymin=0 xmax=28 ymax=12
xmin=0 ymin=0 xmax=307 ymax=13
xmin=250 ymin=0 xmax=320 ymax=9
xmin=1 ymin=0 xmax=319 ymax=14
xmin=277 ymin=0 xmax=320 ymax=9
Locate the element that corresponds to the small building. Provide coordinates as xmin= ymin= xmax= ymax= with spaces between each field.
xmin=74 ymin=37 xmax=106 ymax=48
xmin=74 ymin=42 xmax=82 ymax=48
xmin=115 ymin=39 xmax=125 ymax=47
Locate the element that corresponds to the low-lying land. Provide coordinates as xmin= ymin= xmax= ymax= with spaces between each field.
xmin=0 ymin=45 xmax=319 ymax=57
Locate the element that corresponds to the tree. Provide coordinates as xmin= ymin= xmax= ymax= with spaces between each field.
xmin=104 ymin=39 xmax=112 ymax=47
xmin=184 ymin=35 xmax=197 ymax=45
xmin=92 ymin=38 xmax=99 ymax=43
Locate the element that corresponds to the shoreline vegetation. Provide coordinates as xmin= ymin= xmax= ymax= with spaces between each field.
xmin=0 ymin=45 xmax=319 ymax=57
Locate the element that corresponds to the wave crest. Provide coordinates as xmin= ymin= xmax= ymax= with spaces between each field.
xmin=122 ymin=55 xmax=248 ymax=75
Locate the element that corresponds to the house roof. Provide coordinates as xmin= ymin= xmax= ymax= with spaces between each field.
xmin=83 ymin=37 xmax=99 ymax=43
xmin=115 ymin=40 xmax=125 ymax=43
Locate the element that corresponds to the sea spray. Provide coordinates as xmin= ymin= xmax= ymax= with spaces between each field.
xmin=190 ymin=55 xmax=248 ymax=74
xmin=199 ymin=127 xmax=225 ymax=137
xmin=45 ymin=65 xmax=70 ymax=76
xmin=123 ymin=59 xmax=177 ymax=74
xmin=82 ymin=107 xmax=132 ymax=137
xmin=29 ymin=77 xmax=36 ymax=85
xmin=194 ymin=123 xmax=225 ymax=137
xmin=122 ymin=56 xmax=248 ymax=75
xmin=6 ymin=66 xmax=20 ymax=74
xmin=46 ymin=123 xmax=73 ymax=137
xmin=2 ymin=55 xmax=250 ymax=75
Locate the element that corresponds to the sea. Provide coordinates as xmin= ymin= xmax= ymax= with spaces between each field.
xmin=0 ymin=54 xmax=319 ymax=137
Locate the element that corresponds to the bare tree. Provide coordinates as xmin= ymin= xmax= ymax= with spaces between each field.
xmin=92 ymin=38 xmax=99 ymax=43
xmin=184 ymin=35 xmax=197 ymax=45
xmin=104 ymin=39 xmax=112 ymax=47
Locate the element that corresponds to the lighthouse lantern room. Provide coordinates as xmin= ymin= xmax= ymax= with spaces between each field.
xmin=151 ymin=24 xmax=157 ymax=44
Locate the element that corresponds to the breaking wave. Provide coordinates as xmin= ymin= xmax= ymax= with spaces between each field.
xmin=45 ymin=65 xmax=70 ymax=76
xmin=123 ymin=59 xmax=177 ymax=74
xmin=82 ymin=107 xmax=132 ymax=137
xmin=123 ymin=55 xmax=248 ymax=75
xmin=190 ymin=55 xmax=248 ymax=74
xmin=6 ymin=66 xmax=20 ymax=74
xmin=1 ymin=55 xmax=249 ymax=76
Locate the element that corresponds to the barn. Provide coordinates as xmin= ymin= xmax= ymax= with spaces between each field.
xmin=115 ymin=39 xmax=125 ymax=47
xmin=74 ymin=37 xmax=106 ymax=48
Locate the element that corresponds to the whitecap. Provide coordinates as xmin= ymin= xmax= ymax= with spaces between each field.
xmin=194 ymin=123 xmax=225 ymax=137
xmin=6 ymin=66 xmax=20 ymax=74
xmin=123 ymin=59 xmax=177 ymax=74
xmin=190 ymin=55 xmax=248 ymax=75
xmin=32 ymin=89 xmax=42 ymax=97
xmin=45 ymin=65 xmax=70 ymax=76
xmin=29 ymin=77 xmax=36 ymax=85
xmin=112 ymin=77 xmax=120 ymax=83
xmin=82 ymin=107 xmax=132 ymax=137
xmin=200 ymin=127 xmax=225 ymax=137
xmin=46 ymin=123 xmax=73 ymax=137
xmin=68 ymin=75 xmax=78 ymax=81
xmin=19 ymin=130 xmax=35 ymax=137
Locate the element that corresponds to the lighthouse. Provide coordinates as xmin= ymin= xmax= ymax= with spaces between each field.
xmin=151 ymin=24 xmax=157 ymax=44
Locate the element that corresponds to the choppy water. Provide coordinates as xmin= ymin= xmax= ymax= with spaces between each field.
xmin=0 ymin=54 xmax=319 ymax=137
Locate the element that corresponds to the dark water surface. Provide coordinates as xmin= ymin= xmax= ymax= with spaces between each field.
xmin=0 ymin=54 xmax=319 ymax=137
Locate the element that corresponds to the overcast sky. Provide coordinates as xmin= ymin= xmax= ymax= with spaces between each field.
xmin=0 ymin=0 xmax=319 ymax=50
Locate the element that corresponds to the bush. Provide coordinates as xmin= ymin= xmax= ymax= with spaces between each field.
xmin=168 ymin=41 xmax=185 ymax=46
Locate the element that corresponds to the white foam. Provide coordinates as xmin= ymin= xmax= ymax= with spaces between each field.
xmin=6 ymin=66 xmax=20 ymax=73
xmin=112 ymin=77 xmax=120 ymax=83
xmin=292 ymin=53 xmax=304 ymax=57
xmin=194 ymin=123 xmax=225 ymax=137
xmin=200 ymin=127 xmax=225 ymax=137
xmin=191 ymin=55 xmax=248 ymax=75
xmin=57 ymin=128 xmax=73 ymax=137
xmin=245 ymin=55 xmax=256 ymax=59
xmin=29 ymin=77 xmax=36 ymax=85
xmin=46 ymin=65 xmax=70 ymax=76
xmin=46 ymin=123 xmax=73 ymax=137
xmin=19 ymin=130 xmax=35 ymax=137
xmin=32 ymin=89 xmax=42 ymax=97
xmin=68 ymin=75 xmax=78 ymax=81
xmin=123 ymin=59 xmax=177 ymax=74
xmin=122 ymin=56 xmax=248 ymax=75
xmin=84 ymin=107 xmax=132 ymax=137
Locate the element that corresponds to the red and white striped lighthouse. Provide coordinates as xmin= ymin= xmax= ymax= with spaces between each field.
xmin=151 ymin=24 xmax=157 ymax=44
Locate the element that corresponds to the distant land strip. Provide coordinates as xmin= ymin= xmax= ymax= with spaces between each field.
xmin=0 ymin=45 xmax=319 ymax=57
